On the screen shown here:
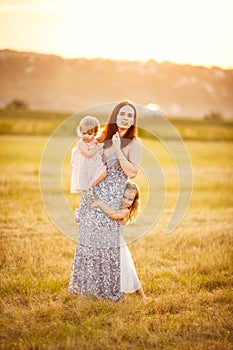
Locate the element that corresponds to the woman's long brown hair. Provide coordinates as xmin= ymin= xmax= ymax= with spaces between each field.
xmin=99 ymin=100 xmax=138 ymax=148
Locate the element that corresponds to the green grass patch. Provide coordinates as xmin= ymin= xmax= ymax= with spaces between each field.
xmin=1 ymin=108 xmax=233 ymax=141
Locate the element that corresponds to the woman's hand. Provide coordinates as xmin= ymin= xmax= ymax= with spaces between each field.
xmin=112 ymin=132 xmax=121 ymax=150
xmin=113 ymin=137 xmax=141 ymax=178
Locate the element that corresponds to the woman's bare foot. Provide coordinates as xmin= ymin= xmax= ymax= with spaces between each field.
xmin=117 ymin=294 xmax=125 ymax=303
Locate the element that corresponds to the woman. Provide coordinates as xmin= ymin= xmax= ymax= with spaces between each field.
xmin=69 ymin=100 xmax=142 ymax=301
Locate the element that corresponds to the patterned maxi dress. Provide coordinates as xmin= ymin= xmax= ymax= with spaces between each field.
xmin=69 ymin=153 xmax=127 ymax=300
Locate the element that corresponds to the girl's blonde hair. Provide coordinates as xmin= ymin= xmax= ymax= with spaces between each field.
xmin=76 ymin=116 xmax=100 ymax=137
xmin=125 ymin=182 xmax=140 ymax=222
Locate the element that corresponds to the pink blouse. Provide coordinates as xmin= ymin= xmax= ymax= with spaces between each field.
xmin=70 ymin=139 xmax=106 ymax=193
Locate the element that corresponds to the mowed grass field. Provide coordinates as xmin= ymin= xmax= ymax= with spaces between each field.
xmin=1 ymin=109 xmax=233 ymax=350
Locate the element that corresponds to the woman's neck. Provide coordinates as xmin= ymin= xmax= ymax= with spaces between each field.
xmin=117 ymin=128 xmax=127 ymax=138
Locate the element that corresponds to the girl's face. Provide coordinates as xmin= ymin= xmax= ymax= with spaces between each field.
xmin=122 ymin=189 xmax=136 ymax=209
xmin=80 ymin=129 xmax=95 ymax=143
xmin=116 ymin=105 xmax=135 ymax=131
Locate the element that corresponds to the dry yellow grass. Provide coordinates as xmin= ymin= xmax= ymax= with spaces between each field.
xmin=1 ymin=132 xmax=233 ymax=350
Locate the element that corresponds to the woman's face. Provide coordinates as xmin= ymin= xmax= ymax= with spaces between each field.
xmin=116 ymin=105 xmax=135 ymax=131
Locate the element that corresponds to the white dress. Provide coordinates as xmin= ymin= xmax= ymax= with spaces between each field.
xmin=120 ymin=232 xmax=141 ymax=293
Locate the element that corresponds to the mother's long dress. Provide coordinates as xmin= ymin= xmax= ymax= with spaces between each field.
xmin=69 ymin=153 xmax=127 ymax=300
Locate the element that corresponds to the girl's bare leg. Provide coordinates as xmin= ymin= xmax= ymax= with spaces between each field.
xmin=136 ymin=288 xmax=150 ymax=301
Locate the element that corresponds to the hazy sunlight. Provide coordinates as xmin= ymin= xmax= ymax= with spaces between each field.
xmin=0 ymin=0 xmax=233 ymax=68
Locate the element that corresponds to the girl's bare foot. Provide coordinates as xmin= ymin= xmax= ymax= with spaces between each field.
xmin=141 ymin=295 xmax=151 ymax=302
xmin=136 ymin=288 xmax=151 ymax=301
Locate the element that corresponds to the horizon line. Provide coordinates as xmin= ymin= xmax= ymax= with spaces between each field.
xmin=1 ymin=47 xmax=232 ymax=71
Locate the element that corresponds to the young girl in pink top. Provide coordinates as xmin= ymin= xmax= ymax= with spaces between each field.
xmin=70 ymin=116 xmax=107 ymax=194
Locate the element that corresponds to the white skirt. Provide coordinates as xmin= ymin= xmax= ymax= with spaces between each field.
xmin=120 ymin=235 xmax=142 ymax=293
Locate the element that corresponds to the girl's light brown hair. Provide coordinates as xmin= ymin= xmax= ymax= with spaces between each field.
xmin=125 ymin=182 xmax=140 ymax=222
xmin=77 ymin=116 xmax=100 ymax=137
xmin=99 ymin=100 xmax=138 ymax=148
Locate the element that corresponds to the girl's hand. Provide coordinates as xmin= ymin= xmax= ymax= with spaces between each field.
xmin=112 ymin=132 xmax=121 ymax=150
xmin=91 ymin=200 xmax=100 ymax=208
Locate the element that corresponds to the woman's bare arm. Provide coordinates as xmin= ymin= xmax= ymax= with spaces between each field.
xmin=112 ymin=135 xmax=141 ymax=178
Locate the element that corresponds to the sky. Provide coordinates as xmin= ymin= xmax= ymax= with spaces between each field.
xmin=0 ymin=0 xmax=233 ymax=68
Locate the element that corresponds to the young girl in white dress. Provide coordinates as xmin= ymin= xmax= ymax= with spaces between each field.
xmin=70 ymin=116 xmax=107 ymax=194
xmin=91 ymin=181 xmax=149 ymax=300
